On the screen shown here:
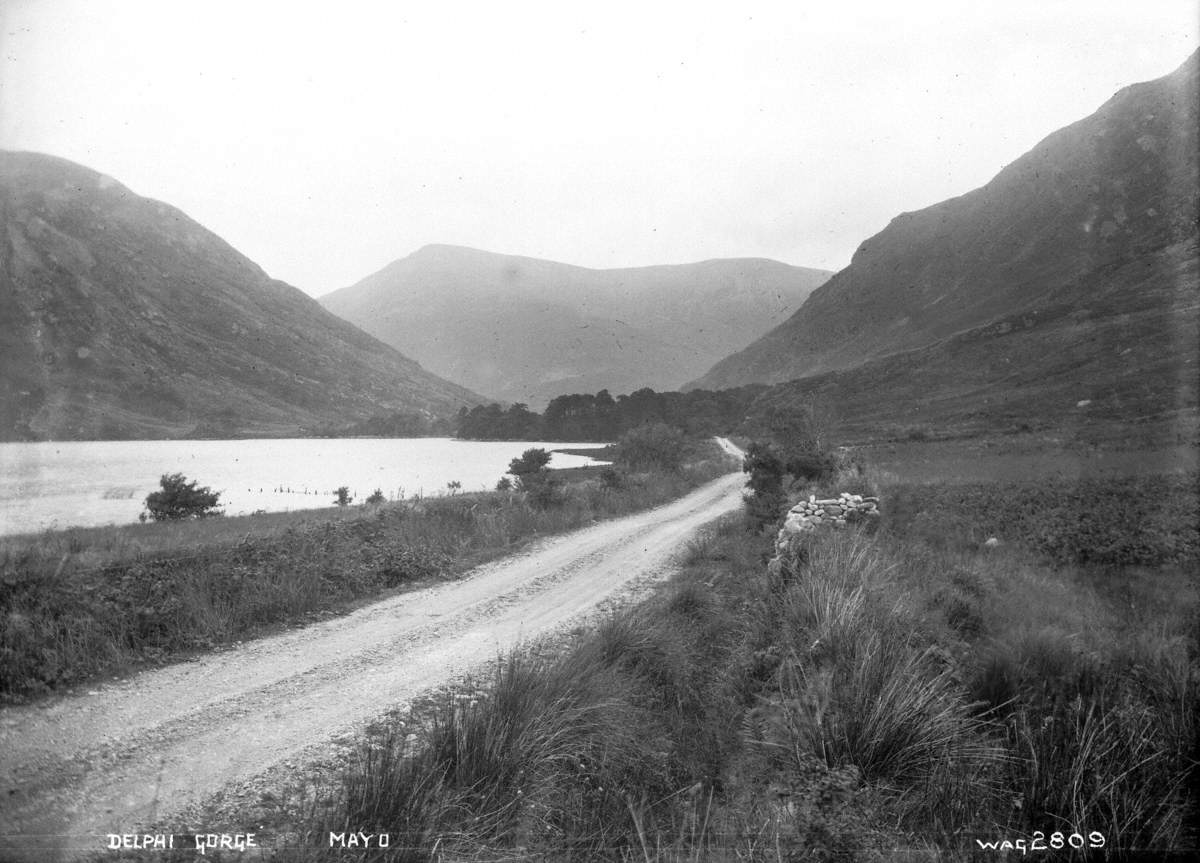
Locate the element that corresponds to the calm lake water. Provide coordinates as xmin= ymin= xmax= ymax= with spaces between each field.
xmin=0 ymin=438 xmax=610 ymax=537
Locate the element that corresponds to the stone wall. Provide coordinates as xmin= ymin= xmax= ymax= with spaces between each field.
xmin=772 ymin=492 xmax=880 ymax=557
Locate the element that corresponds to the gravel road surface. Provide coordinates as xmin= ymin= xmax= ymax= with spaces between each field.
xmin=0 ymin=441 xmax=744 ymax=861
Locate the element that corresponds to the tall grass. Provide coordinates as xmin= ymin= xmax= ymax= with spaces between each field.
xmin=294 ymin=517 xmax=766 ymax=862
xmin=874 ymin=477 xmax=1199 ymax=858
xmin=323 ymin=656 xmax=674 ymax=861
xmin=883 ymin=473 xmax=1199 ymax=566
xmin=744 ymin=532 xmax=1005 ymax=846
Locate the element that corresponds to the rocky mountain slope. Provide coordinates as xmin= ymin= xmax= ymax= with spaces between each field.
xmin=320 ymin=245 xmax=830 ymax=406
xmin=0 ymin=152 xmax=481 ymax=440
xmin=692 ymin=51 xmax=1199 ymax=437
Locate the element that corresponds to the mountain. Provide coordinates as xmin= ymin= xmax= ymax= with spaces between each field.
xmin=0 ymin=152 xmax=482 ymax=440
xmin=320 ymin=245 xmax=830 ymax=407
xmin=691 ymin=51 xmax=1199 ymax=439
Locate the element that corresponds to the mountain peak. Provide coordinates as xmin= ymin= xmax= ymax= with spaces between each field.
xmin=410 ymin=243 xmax=492 ymax=258
xmin=692 ymin=50 xmax=1199 ymax=392
xmin=0 ymin=153 xmax=481 ymax=440
xmin=1 ymin=149 xmax=131 ymax=197
xmin=322 ymin=250 xmax=831 ymax=407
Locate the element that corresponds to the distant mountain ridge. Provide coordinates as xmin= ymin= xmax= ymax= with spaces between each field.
xmin=691 ymin=51 xmax=1199 ymax=399
xmin=0 ymin=151 xmax=482 ymax=440
xmin=320 ymin=245 xmax=831 ymax=406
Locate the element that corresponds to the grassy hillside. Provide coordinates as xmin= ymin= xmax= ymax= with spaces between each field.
xmin=0 ymin=152 xmax=482 ymax=440
xmin=692 ymin=51 xmax=1199 ymax=445
xmin=743 ymin=234 xmax=1198 ymax=446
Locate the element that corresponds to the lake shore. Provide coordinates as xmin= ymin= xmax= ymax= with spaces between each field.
xmin=0 ymin=439 xmax=736 ymax=703
xmin=0 ymin=437 xmax=612 ymax=537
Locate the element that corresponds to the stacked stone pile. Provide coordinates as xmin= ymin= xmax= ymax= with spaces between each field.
xmin=774 ymin=492 xmax=881 ymax=554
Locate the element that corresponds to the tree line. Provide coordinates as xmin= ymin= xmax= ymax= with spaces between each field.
xmin=312 ymin=410 xmax=453 ymax=438
xmin=455 ymin=385 xmax=769 ymax=441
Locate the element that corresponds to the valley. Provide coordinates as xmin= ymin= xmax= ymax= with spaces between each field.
xmin=0 ymin=20 xmax=1195 ymax=863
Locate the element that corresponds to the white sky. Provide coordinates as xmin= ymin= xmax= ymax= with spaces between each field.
xmin=1 ymin=1 xmax=1197 ymax=296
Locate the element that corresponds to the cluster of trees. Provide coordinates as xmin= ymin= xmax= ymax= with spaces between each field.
xmin=611 ymin=422 xmax=687 ymax=472
xmin=299 ymin=381 xmax=844 ymax=458
xmin=456 ymin=385 xmax=768 ymax=441
xmin=455 ymin=403 xmax=542 ymax=440
xmin=307 ymin=385 xmax=835 ymax=451
xmin=745 ymin=399 xmax=838 ymax=456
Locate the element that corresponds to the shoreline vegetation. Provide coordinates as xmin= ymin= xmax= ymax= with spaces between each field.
xmin=205 ymin=439 xmax=1194 ymax=861
xmin=0 ymin=435 xmax=737 ymax=703
xmin=5 ymin=425 xmax=1197 ymax=860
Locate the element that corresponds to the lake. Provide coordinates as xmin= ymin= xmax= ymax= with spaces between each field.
xmin=0 ymin=438 xmax=611 ymax=537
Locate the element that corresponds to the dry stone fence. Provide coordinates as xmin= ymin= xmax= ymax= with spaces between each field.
xmin=771 ymin=492 xmax=881 ymax=558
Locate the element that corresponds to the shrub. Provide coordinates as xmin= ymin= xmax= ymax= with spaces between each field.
xmin=143 ymin=473 xmax=222 ymax=521
xmin=743 ymin=441 xmax=784 ymax=496
xmin=613 ymin=423 xmax=687 ymax=472
xmin=599 ymin=467 xmax=624 ymax=490
xmin=365 ymin=489 xmax=386 ymax=505
xmin=742 ymin=440 xmax=786 ymax=527
xmin=334 ymin=486 xmax=352 ymax=506
xmin=786 ymin=450 xmax=835 ymax=483
xmin=526 ymin=474 xmax=565 ymax=510
xmin=379 ymin=544 xmax=451 ymax=586
xmin=507 ymin=448 xmax=552 ymax=482
xmin=506 ymin=448 xmax=565 ymax=508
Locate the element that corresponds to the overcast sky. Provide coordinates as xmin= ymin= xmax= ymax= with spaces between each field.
xmin=1 ymin=1 xmax=1196 ymax=296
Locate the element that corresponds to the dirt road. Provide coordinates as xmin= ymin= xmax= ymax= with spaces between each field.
xmin=0 ymin=441 xmax=745 ymax=861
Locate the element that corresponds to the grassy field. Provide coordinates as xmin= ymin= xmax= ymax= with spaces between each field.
xmin=211 ymin=440 xmax=1196 ymax=862
xmin=0 ymin=442 xmax=736 ymax=702
xmin=856 ymin=437 xmax=1196 ymax=484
